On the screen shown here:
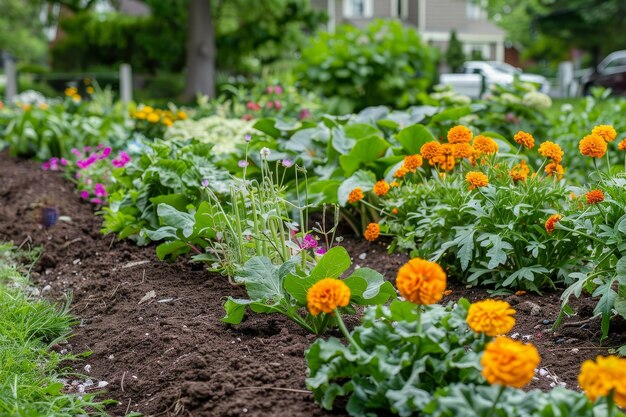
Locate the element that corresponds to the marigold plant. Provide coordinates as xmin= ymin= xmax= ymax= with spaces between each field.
xmin=394 ymin=165 xmax=409 ymax=178
xmin=447 ymin=125 xmax=473 ymax=144
xmin=466 ymin=171 xmax=489 ymax=190
xmin=579 ymin=134 xmax=608 ymax=158
xmin=545 ymin=161 xmax=564 ymax=180
xmin=538 ymin=141 xmax=564 ymax=163
xmin=513 ymin=131 xmax=535 ymax=149
xmin=467 ymin=299 xmax=516 ymax=336
xmin=473 ymin=135 xmax=499 ymax=156
xmin=373 ymin=180 xmax=390 ymax=196
xmin=364 ymin=222 xmax=380 ymax=241
xmin=481 ymin=336 xmax=540 ymax=388
xmin=585 ymin=189 xmax=605 ymax=205
xmin=420 ymin=141 xmax=442 ymax=164
xmin=453 ymin=142 xmax=474 ymax=159
xmin=619 ymin=139 xmax=626 ymax=151
xmin=591 ymin=125 xmax=617 ymax=142
xmin=509 ymin=160 xmax=530 ymax=182
xmin=403 ymin=154 xmax=423 ymax=172
xmin=545 ymin=214 xmax=561 ymax=234
xmin=396 ymin=258 xmax=447 ymax=305
xmin=306 ymin=278 xmax=351 ymax=316
xmin=578 ymin=355 xmax=626 ymax=407
xmin=348 ymin=187 xmax=364 ymax=203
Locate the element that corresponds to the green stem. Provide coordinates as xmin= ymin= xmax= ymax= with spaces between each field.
xmin=334 ymin=309 xmax=364 ymax=352
xmin=608 ymin=390 xmax=615 ymax=417
xmin=487 ymin=385 xmax=505 ymax=417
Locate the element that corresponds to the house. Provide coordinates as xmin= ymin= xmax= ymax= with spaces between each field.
xmin=311 ymin=0 xmax=505 ymax=63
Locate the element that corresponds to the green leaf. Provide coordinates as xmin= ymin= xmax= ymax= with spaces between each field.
xmin=344 ymin=123 xmax=381 ymax=139
xmin=253 ymin=118 xmax=281 ymax=137
xmin=344 ymin=268 xmax=396 ymax=305
xmin=235 ymin=257 xmax=286 ymax=301
xmin=395 ymin=124 xmax=435 ymax=154
xmin=222 ymin=297 xmax=251 ymax=324
xmin=155 ymin=240 xmax=189 ymax=260
xmin=430 ymin=106 xmax=472 ymax=123
xmin=339 ymin=135 xmax=390 ymax=176
xmin=156 ymin=204 xmax=195 ymax=238
xmin=149 ymin=193 xmax=189 ymax=212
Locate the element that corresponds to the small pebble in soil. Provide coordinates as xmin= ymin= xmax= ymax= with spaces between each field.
xmin=84 ymin=364 xmax=91 ymax=373
xmin=542 ymin=319 xmax=551 ymax=325
xmin=556 ymin=338 xmax=566 ymax=344
xmin=358 ymin=253 xmax=367 ymax=260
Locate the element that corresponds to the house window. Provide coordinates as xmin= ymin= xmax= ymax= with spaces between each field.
xmin=391 ymin=0 xmax=409 ymax=19
xmin=343 ymin=0 xmax=373 ymax=18
xmin=466 ymin=0 xmax=487 ymax=20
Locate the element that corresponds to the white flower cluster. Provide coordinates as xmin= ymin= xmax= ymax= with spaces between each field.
xmin=523 ymin=91 xmax=552 ymax=110
xmin=164 ymin=116 xmax=254 ymax=154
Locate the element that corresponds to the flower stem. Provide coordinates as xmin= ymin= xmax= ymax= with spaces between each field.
xmin=487 ymin=385 xmax=506 ymax=417
xmin=334 ymin=309 xmax=364 ymax=353
xmin=608 ymin=390 xmax=615 ymax=417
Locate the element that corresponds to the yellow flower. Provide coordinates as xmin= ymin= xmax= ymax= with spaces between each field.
xmin=373 ymin=180 xmax=390 ymax=196
xmin=578 ymin=355 xmax=626 ymax=407
xmin=403 ymin=154 xmax=423 ymax=172
xmin=162 ymin=117 xmax=173 ymax=127
xmin=509 ymin=160 xmax=530 ymax=182
xmin=466 ymin=171 xmax=488 ymax=190
xmin=545 ymin=214 xmax=561 ymax=234
xmin=545 ymin=161 xmax=564 ymax=180
xmin=513 ymin=131 xmax=535 ymax=149
xmin=579 ymin=134 xmax=607 ymax=158
xmin=348 ymin=188 xmax=364 ymax=204
xmin=453 ymin=143 xmax=474 ymax=159
xmin=143 ymin=106 xmax=154 ymax=113
xmin=71 ymin=94 xmax=81 ymax=102
xmin=481 ymin=337 xmax=540 ymax=388
xmin=306 ymin=278 xmax=351 ymax=316
xmin=467 ymin=300 xmax=516 ymax=336
xmin=135 ymin=111 xmax=146 ymax=120
xmin=364 ymin=223 xmax=380 ymax=241
xmin=473 ymin=135 xmax=499 ymax=156
xmin=618 ymin=139 xmax=626 ymax=151
xmin=177 ymin=110 xmax=188 ymax=120
xmin=447 ymin=125 xmax=473 ymax=144
xmin=420 ymin=141 xmax=442 ymax=164
xmin=64 ymin=87 xmax=77 ymax=97
xmin=86 ymin=86 xmax=95 ymax=94
xmin=147 ymin=113 xmax=160 ymax=123
xmin=585 ymin=189 xmax=605 ymax=205
xmin=538 ymin=141 xmax=564 ymax=163
xmin=592 ymin=125 xmax=617 ymax=142
xmin=38 ymin=103 xmax=49 ymax=110
xmin=390 ymin=181 xmax=400 ymax=188
xmin=396 ymin=258 xmax=447 ymax=305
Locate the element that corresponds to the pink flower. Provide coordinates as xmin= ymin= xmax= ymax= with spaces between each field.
xmin=238 ymin=160 xmax=249 ymax=168
xmin=60 ymin=158 xmax=69 ymax=166
xmin=298 ymin=109 xmax=311 ymax=120
xmin=315 ymin=247 xmax=327 ymax=255
xmin=90 ymin=198 xmax=103 ymax=205
xmin=273 ymin=100 xmax=282 ymax=110
xmin=84 ymin=146 xmax=92 ymax=152
xmin=242 ymin=114 xmax=254 ymax=121
xmin=281 ymin=159 xmax=293 ymax=168
xmin=266 ymin=101 xmax=274 ymax=109
xmin=266 ymin=86 xmax=275 ymax=94
xmin=300 ymin=234 xmax=318 ymax=249
xmin=41 ymin=162 xmax=50 ymax=170
xmin=99 ymin=147 xmax=112 ymax=159
xmin=71 ymin=148 xmax=81 ymax=156
xmin=80 ymin=190 xmax=89 ymax=199
xmin=275 ymin=85 xmax=283 ymax=95
xmin=94 ymin=183 xmax=107 ymax=197
xmin=112 ymin=151 xmax=131 ymax=168
xmin=246 ymin=101 xmax=261 ymax=111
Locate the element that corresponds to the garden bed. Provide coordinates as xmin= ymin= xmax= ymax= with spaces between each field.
xmin=0 ymin=150 xmax=623 ymax=416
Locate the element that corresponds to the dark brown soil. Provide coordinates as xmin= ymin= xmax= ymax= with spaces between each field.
xmin=0 ymin=152 xmax=624 ymax=417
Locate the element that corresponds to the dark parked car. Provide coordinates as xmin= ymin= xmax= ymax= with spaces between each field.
xmin=580 ymin=51 xmax=626 ymax=95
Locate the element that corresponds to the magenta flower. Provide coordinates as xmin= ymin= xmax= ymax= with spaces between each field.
xmin=315 ymin=247 xmax=327 ymax=255
xmin=41 ymin=162 xmax=50 ymax=170
xmin=71 ymin=148 xmax=81 ymax=156
xmin=60 ymin=158 xmax=68 ymax=166
xmin=266 ymin=86 xmax=275 ymax=94
xmin=84 ymin=146 xmax=92 ymax=152
xmin=274 ymin=100 xmax=282 ymax=110
xmin=275 ymin=85 xmax=283 ymax=95
xmin=298 ymin=109 xmax=311 ymax=120
xmin=238 ymin=160 xmax=249 ymax=168
xmin=80 ymin=190 xmax=89 ymax=199
xmin=300 ymin=234 xmax=318 ymax=249
xmin=281 ymin=159 xmax=293 ymax=168
xmin=99 ymin=147 xmax=112 ymax=159
xmin=94 ymin=183 xmax=107 ymax=197
xmin=112 ymin=151 xmax=131 ymax=168
xmin=90 ymin=198 xmax=103 ymax=205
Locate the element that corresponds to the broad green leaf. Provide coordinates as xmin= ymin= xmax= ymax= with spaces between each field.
xmin=339 ymin=135 xmax=390 ymax=176
xmin=253 ymin=118 xmax=281 ymax=138
xmin=157 ymin=204 xmax=195 ymax=238
xmin=150 ymin=193 xmax=189 ymax=211
xmin=344 ymin=123 xmax=381 ymax=139
xmin=344 ymin=268 xmax=396 ymax=305
xmin=222 ymin=297 xmax=252 ymax=324
xmin=395 ymin=124 xmax=435 ymax=154
xmin=155 ymin=240 xmax=190 ymax=260
xmin=234 ymin=256 xmax=285 ymax=301
xmin=430 ymin=106 xmax=472 ymax=123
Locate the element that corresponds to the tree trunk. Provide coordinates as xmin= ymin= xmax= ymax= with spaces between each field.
xmin=181 ymin=0 xmax=215 ymax=102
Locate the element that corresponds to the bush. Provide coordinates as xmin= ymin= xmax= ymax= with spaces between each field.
xmin=296 ymin=20 xmax=438 ymax=113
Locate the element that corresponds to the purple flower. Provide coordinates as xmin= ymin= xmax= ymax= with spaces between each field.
xmin=281 ymin=159 xmax=293 ymax=168
xmin=99 ymin=147 xmax=112 ymax=159
xmin=84 ymin=146 xmax=92 ymax=152
xmin=80 ymin=190 xmax=89 ymax=199
xmin=41 ymin=162 xmax=50 ymax=170
xmin=50 ymin=157 xmax=59 ymax=164
xmin=71 ymin=148 xmax=81 ymax=156
xmin=200 ymin=179 xmax=209 ymax=189
xmin=94 ymin=183 xmax=107 ymax=197
xmin=300 ymin=234 xmax=318 ymax=249
xmin=238 ymin=160 xmax=249 ymax=168
xmin=315 ymin=247 xmax=327 ymax=255
xmin=90 ymin=198 xmax=103 ymax=205
xmin=60 ymin=158 xmax=68 ymax=166
xmin=112 ymin=151 xmax=131 ymax=168
xmin=245 ymin=134 xmax=252 ymax=142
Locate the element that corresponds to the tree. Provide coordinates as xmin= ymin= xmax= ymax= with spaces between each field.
xmin=0 ymin=0 xmax=47 ymax=63
xmin=446 ymin=30 xmax=465 ymax=72
xmin=182 ymin=0 xmax=215 ymax=100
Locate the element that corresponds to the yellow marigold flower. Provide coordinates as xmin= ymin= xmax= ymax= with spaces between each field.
xmin=467 ymin=300 xmax=516 ymax=336
xmin=391 ymin=207 xmax=399 ymax=214
xmin=373 ymin=180 xmax=390 ymax=196
xmin=420 ymin=141 xmax=442 ymax=164
xmin=143 ymin=106 xmax=154 ymax=113
xmin=306 ymin=278 xmax=351 ymax=316
xmin=390 ymin=181 xmax=400 ymax=188
xmin=403 ymin=154 xmax=423 ymax=172
xmin=538 ymin=141 xmax=564 ymax=163
xmin=177 ymin=110 xmax=188 ymax=120
xmin=447 ymin=125 xmax=473 ymax=144
xmin=585 ymin=189 xmax=605 ymax=205
xmin=162 ymin=117 xmax=173 ymax=127
xmin=510 ymin=160 xmax=530 ymax=182
xmin=466 ymin=171 xmax=489 ymax=190
xmin=579 ymin=134 xmax=607 ymax=158
xmin=514 ymin=131 xmax=535 ymax=149
xmin=453 ymin=143 xmax=474 ymax=159
xmin=394 ymin=165 xmax=409 ymax=178
xmin=64 ymin=87 xmax=77 ymax=96
xmin=592 ymin=125 xmax=617 ymax=142
xmin=473 ymin=135 xmax=499 ymax=156
xmin=38 ymin=103 xmax=49 ymax=110
xmin=619 ymin=139 xmax=626 ymax=151
xmin=135 ymin=111 xmax=146 ymax=120
xmin=364 ymin=223 xmax=380 ymax=241
xmin=396 ymin=258 xmax=447 ymax=305
xmin=86 ymin=86 xmax=95 ymax=94
xmin=545 ymin=214 xmax=561 ymax=234
xmin=481 ymin=337 xmax=540 ymax=388
xmin=147 ymin=113 xmax=160 ymax=123
xmin=578 ymin=355 xmax=626 ymax=407
xmin=545 ymin=162 xmax=564 ymax=180
xmin=71 ymin=94 xmax=81 ymax=102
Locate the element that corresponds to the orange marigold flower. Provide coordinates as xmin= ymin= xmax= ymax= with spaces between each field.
xmin=578 ymin=355 xmax=626 ymax=407
xmin=453 ymin=143 xmax=474 ymax=159
xmin=391 ymin=207 xmax=399 ymax=214
xmin=436 ymin=143 xmax=456 ymax=171
xmin=473 ymin=135 xmax=499 ymax=156
xmin=585 ymin=189 xmax=605 ymax=204
xmin=420 ymin=141 xmax=442 ymax=163
xmin=515 ymin=290 xmax=526 ymax=296
xmin=396 ymin=258 xmax=447 ymax=305
xmin=306 ymin=278 xmax=351 ymax=316
xmin=579 ymin=134 xmax=607 ymax=158
xmin=447 ymin=125 xmax=473 ymax=144
xmin=545 ymin=162 xmax=564 ymax=180
xmin=513 ymin=131 xmax=535 ymax=149
xmin=348 ymin=188 xmax=364 ymax=204
xmin=538 ymin=141 xmax=564 ymax=163
xmin=467 ymin=300 xmax=516 ymax=336
xmin=592 ymin=125 xmax=617 ymax=142
xmin=403 ymin=154 xmax=423 ymax=172
xmin=545 ymin=214 xmax=561 ymax=234
xmin=364 ymin=223 xmax=380 ymax=241
xmin=466 ymin=171 xmax=489 ymax=190
xmin=394 ymin=165 xmax=409 ymax=178
xmin=443 ymin=289 xmax=453 ymax=296
xmin=510 ymin=160 xmax=530 ymax=182
xmin=619 ymin=138 xmax=626 ymax=151
xmin=373 ymin=180 xmax=390 ymax=196
xmin=481 ymin=337 xmax=540 ymax=388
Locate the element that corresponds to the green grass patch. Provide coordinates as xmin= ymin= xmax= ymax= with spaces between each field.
xmin=0 ymin=243 xmax=113 ymax=417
